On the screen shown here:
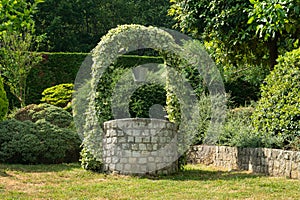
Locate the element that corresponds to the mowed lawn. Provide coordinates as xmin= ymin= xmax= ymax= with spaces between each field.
xmin=0 ymin=163 xmax=299 ymax=200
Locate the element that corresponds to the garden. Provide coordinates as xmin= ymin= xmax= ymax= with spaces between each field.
xmin=0 ymin=0 xmax=300 ymax=199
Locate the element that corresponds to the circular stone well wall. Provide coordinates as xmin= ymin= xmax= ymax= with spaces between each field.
xmin=103 ymin=118 xmax=178 ymax=175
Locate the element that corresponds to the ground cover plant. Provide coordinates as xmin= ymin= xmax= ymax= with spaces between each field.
xmin=0 ymin=163 xmax=300 ymax=199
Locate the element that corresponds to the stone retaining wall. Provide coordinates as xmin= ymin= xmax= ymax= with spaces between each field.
xmin=187 ymin=145 xmax=300 ymax=179
xmin=103 ymin=118 xmax=178 ymax=175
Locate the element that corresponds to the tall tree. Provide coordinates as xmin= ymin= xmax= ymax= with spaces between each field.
xmin=34 ymin=0 xmax=174 ymax=52
xmin=247 ymin=0 xmax=300 ymax=69
xmin=169 ymin=0 xmax=300 ymax=70
xmin=0 ymin=0 xmax=43 ymax=107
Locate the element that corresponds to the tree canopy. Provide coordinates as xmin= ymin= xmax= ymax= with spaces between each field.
xmin=34 ymin=0 xmax=174 ymax=52
xmin=169 ymin=0 xmax=300 ymax=70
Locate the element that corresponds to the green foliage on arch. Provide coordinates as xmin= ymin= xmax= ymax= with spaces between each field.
xmin=81 ymin=25 xmax=180 ymax=166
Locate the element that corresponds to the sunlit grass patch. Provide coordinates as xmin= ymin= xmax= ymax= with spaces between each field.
xmin=0 ymin=163 xmax=299 ymax=199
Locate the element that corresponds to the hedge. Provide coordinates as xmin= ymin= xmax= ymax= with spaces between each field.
xmin=3 ymin=53 xmax=163 ymax=106
xmin=2 ymin=51 xmax=255 ymax=107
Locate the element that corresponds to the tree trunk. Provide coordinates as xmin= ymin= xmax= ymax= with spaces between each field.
xmin=268 ymin=33 xmax=279 ymax=71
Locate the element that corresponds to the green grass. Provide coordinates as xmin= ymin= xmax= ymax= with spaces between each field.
xmin=0 ymin=163 xmax=299 ymax=199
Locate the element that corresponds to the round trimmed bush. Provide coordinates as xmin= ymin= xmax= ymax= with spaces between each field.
xmin=0 ymin=77 xmax=8 ymax=121
xmin=252 ymin=47 xmax=300 ymax=150
xmin=0 ymin=119 xmax=81 ymax=164
xmin=13 ymin=103 xmax=73 ymax=128
xmin=41 ymin=83 xmax=74 ymax=111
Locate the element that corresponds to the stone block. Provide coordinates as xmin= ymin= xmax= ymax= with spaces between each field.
xmin=104 ymin=157 xmax=111 ymax=164
xmin=160 ymin=137 xmax=167 ymax=143
xmin=106 ymin=138 xmax=112 ymax=144
xmin=138 ymin=158 xmax=147 ymax=164
xmin=133 ymin=129 xmax=141 ymax=136
xmin=148 ymin=157 xmax=155 ymax=162
xmin=263 ymin=148 xmax=271 ymax=158
xmin=274 ymin=160 xmax=280 ymax=169
xmin=120 ymin=157 xmax=128 ymax=164
xmin=275 ymin=150 xmax=283 ymax=159
xmin=131 ymin=144 xmax=139 ymax=151
xmin=261 ymin=158 xmax=267 ymax=166
xmin=292 ymin=162 xmax=298 ymax=171
xmin=135 ymin=137 xmax=143 ymax=143
xmin=112 ymin=157 xmax=119 ymax=164
xmin=150 ymin=151 xmax=158 ymax=157
xmin=147 ymin=163 xmax=157 ymax=171
xmin=125 ymin=129 xmax=134 ymax=136
xmin=284 ymin=162 xmax=291 ymax=177
xmin=150 ymin=129 xmax=157 ymax=136
xmin=291 ymin=171 xmax=298 ymax=179
xmin=128 ymin=136 xmax=134 ymax=143
xmin=155 ymin=157 xmax=162 ymax=162
xmin=284 ymin=151 xmax=292 ymax=160
xmin=143 ymin=137 xmax=151 ymax=143
xmin=132 ymin=151 xmax=140 ymax=157
xmin=151 ymin=136 xmax=158 ymax=143
xmin=124 ymin=164 xmax=132 ymax=171
xmin=115 ymin=163 xmax=123 ymax=171
xmin=122 ymin=150 xmax=132 ymax=157
xmin=139 ymin=144 xmax=147 ymax=151
xmin=129 ymin=157 xmax=137 ymax=164
xmin=122 ymin=143 xmax=130 ymax=150
xmin=146 ymin=144 xmax=153 ymax=151
xmin=140 ymin=165 xmax=147 ymax=173
xmin=142 ymin=129 xmax=150 ymax=136
xmin=111 ymin=129 xmax=118 ymax=137
xmin=109 ymin=164 xmax=116 ymax=171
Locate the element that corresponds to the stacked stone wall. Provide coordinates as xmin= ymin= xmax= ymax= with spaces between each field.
xmin=103 ymin=118 xmax=178 ymax=175
xmin=188 ymin=145 xmax=300 ymax=179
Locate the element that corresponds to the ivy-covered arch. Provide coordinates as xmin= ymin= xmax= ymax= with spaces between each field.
xmin=75 ymin=24 xmax=226 ymax=165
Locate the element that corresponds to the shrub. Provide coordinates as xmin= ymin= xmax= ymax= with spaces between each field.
xmin=13 ymin=103 xmax=73 ymax=128
xmin=129 ymin=83 xmax=167 ymax=118
xmin=0 ymin=119 xmax=81 ymax=164
xmin=80 ymin=147 xmax=103 ymax=172
xmin=41 ymin=83 xmax=74 ymax=111
xmin=193 ymin=95 xmax=261 ymax=148
xmin=0 ymin=77 xmax=8 ymax=121
xmin=252 ymin=47 xmax=300 ymax=150
xmin=219 ymin=107 xmax=261 ymax=148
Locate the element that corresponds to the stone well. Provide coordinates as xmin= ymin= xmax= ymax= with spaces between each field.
xmin=102 ymin=118 xmax=178 ymax=175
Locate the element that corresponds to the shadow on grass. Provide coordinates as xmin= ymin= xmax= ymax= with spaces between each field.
xmin=0 ymin=162 xmax=265 ymax=182
xmin=0 ymin=162 xmax=80 ymax=175
xmin=144 ymin=168 xmax=265 ymax=181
